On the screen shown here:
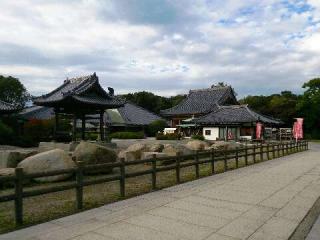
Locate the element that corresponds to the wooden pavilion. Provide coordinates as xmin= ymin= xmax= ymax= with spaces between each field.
xmin=33 ymin=73 xmax=124 ymax=141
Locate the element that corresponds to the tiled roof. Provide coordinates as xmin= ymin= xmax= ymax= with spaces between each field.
xmin=160 ymin=86 xmax=237 ymax=116
xmin=194 ymin=105 xmax=282 ymax=125
xmin=19 ymin=106 xmax=54 ymax=120
xmin=105 ymin=102 xmax=166 ymax=126
xmin=34 ymin=73 xmax=124 ymax=109
xmin=0 ymin=100 xmax=17 ymax=113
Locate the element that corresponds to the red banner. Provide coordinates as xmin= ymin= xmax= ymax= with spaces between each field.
xmin=256 ymin=122 xmax=263 ymax=139
xmin=293 ymin=118 xmax=304 ymax=140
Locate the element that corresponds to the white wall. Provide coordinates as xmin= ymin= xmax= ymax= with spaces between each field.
xmin=203 ymin=127 xmax=219 ymax=140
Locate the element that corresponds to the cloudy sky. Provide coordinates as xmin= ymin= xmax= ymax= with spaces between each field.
xmin=0 ymin=0 xmax=320 ymax=97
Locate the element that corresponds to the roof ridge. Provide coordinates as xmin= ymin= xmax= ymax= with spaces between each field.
xmin=189 ymin=86 xmax=230 ymax=93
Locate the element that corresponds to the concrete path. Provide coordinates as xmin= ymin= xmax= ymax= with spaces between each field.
xmin=306 ymin=214 xmax=320 ymax=240
xmin=1 ymin=143 xmax=320 ymax=240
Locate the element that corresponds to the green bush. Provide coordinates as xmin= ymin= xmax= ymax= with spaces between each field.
xmin=156 ymin=132 xmax=180 ymax=140
xmin=109 ymin=131 xmax=145 ymax=139
xmin=191 ymin=134 xmax=205 ymax=141
xmin=147 ymin=120 xmax=168 ymax=136
xmin=0 ymin=120 xmax=37 ymax=147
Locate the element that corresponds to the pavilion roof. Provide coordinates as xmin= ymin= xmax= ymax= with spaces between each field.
xmin=160 ymin=86 xmax=237 ymax=117
xmin=19 ymin=106 xmax=54 ymax=120
xmin=33 ymin=73 xmax=124 ymax=111
xmin=194 ymin=105 xmax=282 ymax=125
xmin=99 ymin=102 xmax=164 ymax=126
xmin=0 ymin=100 xmax=17 ymax=113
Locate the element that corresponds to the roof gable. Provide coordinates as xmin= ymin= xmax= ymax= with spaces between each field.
xmin=161 ymin=86 xmax=237 ymax=116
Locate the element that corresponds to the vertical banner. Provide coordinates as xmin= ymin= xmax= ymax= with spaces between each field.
xmin=293 ymin=118 xmax=304 ymax=142
xmin=227 ymin=130 xmax=233 ymax=140
xmin=256 ymin=122 xmax=262 ymax=140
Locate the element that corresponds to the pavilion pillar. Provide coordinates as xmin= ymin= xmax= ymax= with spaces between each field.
xmin=72 ymin=115 xmax=77 ymax=141
xmin=54 ymin=109 xmax=59 ymax=141
xmin=99 ymin=110 xmax=105 ymax=141
xmin=81 ymin=114 xmax=85 ymax=140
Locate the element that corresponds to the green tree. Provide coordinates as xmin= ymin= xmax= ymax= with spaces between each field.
xmin=297 ymin=78 xmax=320 ymax=138
xmin=0 ymin=75 xmax=30 ymax=108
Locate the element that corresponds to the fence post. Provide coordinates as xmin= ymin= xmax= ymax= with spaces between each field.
xmin=286 ymin=142 xmax=289 ymax=155
xmin=176 ymin=153 xmax=181 ymax=184
xmin=260 ymin=144 xmax=263 ymax=161
xmin=235 ymin=147 xmax=239 ymax=168
xmin=14 ymin=167 xmax=23 ymax=226
xmin=120 ymin=158 xmax=125 ymax=198
xmin=282 ymin=143 xmax=285 ymax=156
xmin=245 ymin=147 xmax=248 ymax=165
xmin=211 ymin=149 xmax=215 ymax=174
xmin=266 ymin=144 xmax=270 ymax=160
xmin=151 ymin=154 xmax=157 ymax=190
xmin=253 ymin=145 xmax=256 ymax=163
xmin=195 ymin=151 xmax=200 ymax=179
xmin=224 ymin=149 xmax=227 ymax=171
xmin=277 ymin=143 xmax=280 ymax=157
xmin=272 ymin=144 xmax=275 ymax=159
xmin=76 ymin=160 xmax=84 ymax=210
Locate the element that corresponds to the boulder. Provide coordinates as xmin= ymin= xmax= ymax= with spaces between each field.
xmin=186 ymin=140 xmax=210 ymax=151
xmin=210 ymin=141 xmax=242 ymax=150
xmin=0 ymin=168 xmax=15 ymax=187
xmin=118 ymin=143 xmax=149 ymax=161
xmin=141 ymin=152 xmax=169 ymax=166
xmin=141 ymin=152 xmax=168 ymax=160
xmin=162 ymin=144 xmax=192 ymax=156
xmin=0 ymin=168 xmax=15 ymax=177
xmin=0 ymin=150 xmax=38 ymax=168
xmin=73 ymin=141 xmax=117 ymax=174
xmin=148 ymin=143 xmax=164 ymax=152
xmin=39 ymin=142 xmax=72 ymax=152
xmin=18 ymin=149 xmax=75 ymax=182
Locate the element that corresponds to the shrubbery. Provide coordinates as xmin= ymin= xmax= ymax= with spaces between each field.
xmin=147 ymin=120 xmax=167 ymax=136
xmin=0 ymin=120 xmax=37 ymax=147
xmin=156 ymin=132 xmax=181 ymax=140
xmin=109 ymin=131 xmax=145 ymax=139
xmin=191 ymin=134 xmax=205 ymax=141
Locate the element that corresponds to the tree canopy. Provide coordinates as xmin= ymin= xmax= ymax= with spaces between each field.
xmin=0 ymin=75 xmax=30 ymax=108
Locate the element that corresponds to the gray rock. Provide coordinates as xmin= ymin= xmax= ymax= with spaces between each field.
xmin=148 ymin=143 xmax=164 ymax=152
xmin=73 ymin=141 xmax=117 ymax=174
xmin=186 ymin=140 xmax=210 ymax=151
xmin=0 ymin=150 xmax=38 ymax=168
xmin=18 ymin=149 xmax=75 ymax=182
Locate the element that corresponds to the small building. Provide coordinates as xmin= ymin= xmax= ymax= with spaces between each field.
xmin=194 ymin=105 xmax=281 ymax=141
xmin=104 ymin=102 xmax=166 ymax=132
xmin=33 ymin=73 xmax=124 ymax=141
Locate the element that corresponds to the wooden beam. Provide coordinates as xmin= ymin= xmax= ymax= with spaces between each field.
xmin=99 ymin=110 xmax=105 ymax=141
xmin=72 ymin=115 xmax=77 ymax=141
xmin=81 ymin=114 xmax=85 ymax=140
xmin=54 ymin=109 xmax=59 ymax=141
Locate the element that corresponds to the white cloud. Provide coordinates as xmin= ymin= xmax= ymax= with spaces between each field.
xmin=0 ymin=0 xmax=319 ymax=98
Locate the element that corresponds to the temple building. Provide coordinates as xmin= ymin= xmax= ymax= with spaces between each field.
xmin=33 ymin=73 xmax=124 ymax=141
xmin=161 ymin=85 xmax=282 ymax=140
xmin=0 ymin=100 xmax=18 ymax=115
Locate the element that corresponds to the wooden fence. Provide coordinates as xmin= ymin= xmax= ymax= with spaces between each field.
xmin=0 ymin=140 xmax=308 ymax=226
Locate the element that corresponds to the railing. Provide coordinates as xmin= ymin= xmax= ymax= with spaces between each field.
xmin=0 ymin=140 xmax=308 ymax=227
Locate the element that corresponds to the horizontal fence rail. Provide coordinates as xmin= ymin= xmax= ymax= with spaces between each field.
xmin=0 ymin=140 xmax=308 ymax=226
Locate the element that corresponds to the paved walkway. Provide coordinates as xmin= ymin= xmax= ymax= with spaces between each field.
xmin=306 ymin=214 xmax=320 ymax=240
xmin=1 ymin=144 xmax=320 ymax=240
